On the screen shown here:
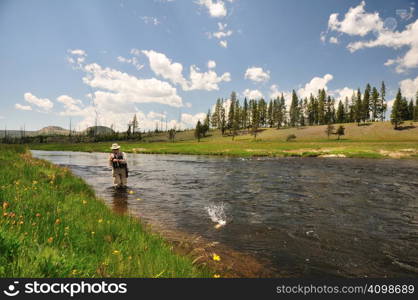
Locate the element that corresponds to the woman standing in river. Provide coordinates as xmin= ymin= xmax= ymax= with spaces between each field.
xmin=109 ymin=143 xmax=128 ymax=189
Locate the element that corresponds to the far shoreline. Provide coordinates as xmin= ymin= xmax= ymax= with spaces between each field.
xmin=29 ymin=145 xmax=418 ymax=160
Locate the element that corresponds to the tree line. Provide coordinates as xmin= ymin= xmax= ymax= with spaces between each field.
xmin=195 ymin=82 xmax=418 ymax=139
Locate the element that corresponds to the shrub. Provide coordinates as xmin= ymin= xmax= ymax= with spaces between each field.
xmin=286 ymin=134 xmax=296 ymax=142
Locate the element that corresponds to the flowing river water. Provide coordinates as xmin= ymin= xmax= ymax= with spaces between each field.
xmin=31 ymin=150 xmax=418 ymax=277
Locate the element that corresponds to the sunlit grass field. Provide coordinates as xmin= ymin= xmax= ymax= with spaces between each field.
xmin=30 ymin=121 xmax=418 ymax=159
xmin=0 ymin=145 xmax=211 ymax=277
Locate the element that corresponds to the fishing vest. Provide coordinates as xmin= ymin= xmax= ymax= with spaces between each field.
xmin=111 ymin=153 xmax=127 ymax=169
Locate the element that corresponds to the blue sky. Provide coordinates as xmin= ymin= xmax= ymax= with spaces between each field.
xmin=1 ymin=0 xmax=417 ymax=131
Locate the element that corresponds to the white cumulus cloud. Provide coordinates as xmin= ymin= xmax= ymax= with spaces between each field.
xmin=62 ymin=49 xmax=212 ymax=131
xmin=196 ymin=0 xmax=227 ymax=18
xmin=399 ymin=75 xmax=418 ymax=99
xmin=15 ymin=103 xmax=32 ymax=111
xmin=243 ymin=89 xmax=263 ymax=100
xmin=297 ymin=74 xmax=333 ymax=99
xmin=142 ymin=50 xmax=230 ymax=91
xmin=207 ymin=60 xmax=216 ymax=69
xmin=245 ymin=67 xmax=270 ymax=83
xmin=142 ymin=50 xmax=188 ymax=89
xmin=117 ymin=56 xmax=144 ymax=70
xmin=24 ymin=92 xmax=54 ymax=112
xmin=329 ymin=36 xmax=339 ymax=44
xmin=327 ymin=1 xmax=383 ymax=36
xmin=326 ymin=1 xmax=418 ymax=73
xmin=330 ymin=87 xmax=355 ymax=101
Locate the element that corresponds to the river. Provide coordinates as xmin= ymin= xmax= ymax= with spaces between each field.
xmin=31 ymin=150 xmax=418 ymax=277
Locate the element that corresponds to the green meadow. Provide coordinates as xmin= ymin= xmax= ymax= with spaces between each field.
xmin=0 ymin=145 xmax=211 ymax=277
xmin=30 ymin=121 xmax=418 ymax=159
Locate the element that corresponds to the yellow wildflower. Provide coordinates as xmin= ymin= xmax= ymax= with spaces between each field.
xmin=82 ymin=200 xmax=87 ymax=205
xmin=55 ymin=218 xmax=61 ymax=225
xmin=98 ymin=219 xmax=103 ymax=223
xmin=212 ymin=253 xmax=221 ymax=261
xmin=213 ymin=274 xmax=221 ymax=278
xmin=128 ymin=190 xmax=135 ymax=194
xmin=47 ymin=237 xmax=53 ymax=243
xmin=91 ymin=231 xmax=95 ymax=235
xmin=112 ymin=250 xmax=120 ymax=255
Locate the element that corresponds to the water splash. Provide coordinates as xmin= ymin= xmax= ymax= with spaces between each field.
xmin=206 ymin=203 xmax=227 ymax=227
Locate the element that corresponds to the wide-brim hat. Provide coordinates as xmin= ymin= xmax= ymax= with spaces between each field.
xmin=110 ymin=143 xmax=121 ymax=150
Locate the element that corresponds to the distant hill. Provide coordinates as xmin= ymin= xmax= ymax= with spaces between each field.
xmin=0 ymin=125 xmax=116 ymax=138
xmin=83 ymin=126 xmax=114 ymax=135
xmin=36 ymin=126 xmax=70 ymax=135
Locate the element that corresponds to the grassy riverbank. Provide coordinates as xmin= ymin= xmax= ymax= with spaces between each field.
xmin=30 ymin=122 xmax=418 ymax=159
xmin=0 ymin=144 xmax=211 ymax=277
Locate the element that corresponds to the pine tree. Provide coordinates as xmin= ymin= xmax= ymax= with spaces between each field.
xmin=379 ymin=81 xmax=387 ymax=121
xmin=220 ymin=99 xmax=226 ymax=135
xmin=349 ymin=91 xmax=356 ymax=123
xmin=300 ymin=98 xmax=307 ymax=127
xmin=242 ymin=98 xmax=249 ymax=129
xmin=250 ymin=100 xmax=259 ymax=139
xmin=211 ymin=98 xmax=221 ymax=129
xmin=344 ymin=96 xmax=350 ymax=123
xmin=325 ymin=95 xmax=333 ymax=124
xmin=194 ymin=120 xmax=203 ymax=142
xmin=289 ymin=90 xmax=299 ymax=127
xmin=408 ymin=99 xmax=414 ymax=121
xmin=202 ymin=110 xmax=210 ymax=136
xmin=258 ymin=98 xmax=267 ymax=127
xmin=400 ymin=97 xmax=409 ymax=121
xmin=318 ymin=89 xmax=326 ymax=125
xmin=232 ymin=100 xmax=240 ymax=140
xmin=414 ymin=91 xmax=418 ymax=122
xmin=371 ymin=86 xmax=379 ymax=121
xmin=313 ymin=96 xmax=319 ymax=125
xmin=280 ymin=94 xmax=287 ymax=127
xmin=307 ymin=94 xmax=315 ymax=125
xmin=336 ymin=100 xmax=345 ymax=123
xmin=267 ymin=100 xmax=274 ymax=128
xmin=227 ymin=92 xmax=237 ymax=130
xmin=354 ymin=89 xmax=362 ymax=125
xmin=362 ymin=84 xmax=371 ymax=122
xmin=132 ymin=114 xmax=139 ymax=134
xmin=391 ymin=89 xmax=403 ymax=129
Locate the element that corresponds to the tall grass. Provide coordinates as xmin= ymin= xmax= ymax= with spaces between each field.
xmin=0 ymin=144 xmax=211 ymax=277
